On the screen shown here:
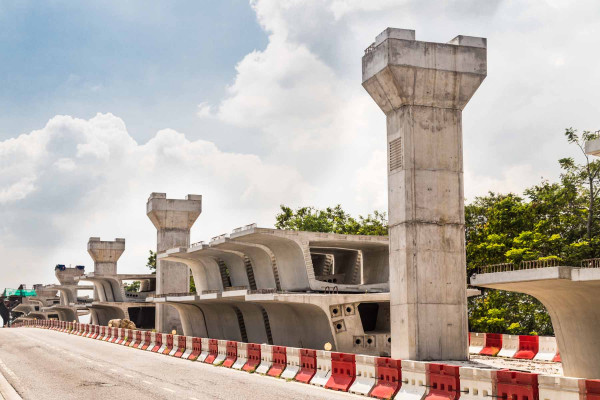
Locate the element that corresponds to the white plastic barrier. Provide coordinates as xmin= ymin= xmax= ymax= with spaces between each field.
xmin=497 ymin=334 xmax=518 ymax=358
xmin=349 ymin=355 xmax=376 ymax=396
xmin=198 ymin=338 xmax=210 ymax=362
xmin=129 ymin=330 xmax=138 ymax=347
xmin=535 ymin=336 xmax=558 ymax=361
xmin=157 ymin=334 xmax=168 ymax=354
xmin=538 ymin=375 xmax=585 ymax=400
xmin=256 ymin=344 xmax=273 ymax=374
xmin=213 ymin=340 xmax=227 ymax=365
xmin=146 ymin=332 xmax=156 ymax=351
xmin=310 ymin=350 xmax=332 ymax=387
xmin=182 ymin=336 xmax=193 ymax=359
xmin=280 ymin=347 xmax=300 ymax=379
xmin=396 ymin=360 xmax=428 ymax=400
xmin=459 ymin=367 xmax=497 ymax=400
xmin=232 ymin=342 xmax=248 ymax=370
xmin=469 ymin=332 xmax=485 ymax=354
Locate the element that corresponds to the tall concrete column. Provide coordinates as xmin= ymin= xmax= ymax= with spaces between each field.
xmin=87 ymin=237 xmax=126 ymax=302
xmin=362 ymin=28 xmax=487 ymax=360
xmin=146 ymin=193 xmax=202 ymax=333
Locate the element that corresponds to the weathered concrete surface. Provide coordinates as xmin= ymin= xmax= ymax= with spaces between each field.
xmin=472 ymin=266 xmax=600 ymax=378
xmin=585 ymin=137 xmax=600 ymax=156
xmin=362 ymin=28 xmax=487 ymax=361
xmin=0 ymin=328 xmax=363 ymax=400
xmin=147 ymin=193 xmax=202 ymax=333
xmin=87 ymin=237 xmax=125 ymax=275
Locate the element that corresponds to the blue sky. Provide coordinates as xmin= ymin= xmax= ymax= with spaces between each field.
xmin=1 ymin=0 xmax=600 ymax=298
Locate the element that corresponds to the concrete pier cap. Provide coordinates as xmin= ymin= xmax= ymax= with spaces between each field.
xmin=362 ymin=28 xmax=487 ymax=361
xmin=87 ymin=237 xmax=126 ymax=271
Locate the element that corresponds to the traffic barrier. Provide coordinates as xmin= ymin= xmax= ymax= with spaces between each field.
xmin=534 ymin=336 xmax=557 ymax=361
xmin=110 ymin=327 xmax=119 ymax=343
xmin=243 ymin=343 xmax=261 ymax=372
xmin=178 ymin=336 xmax=191 ymax=358
xmin=256 ymin=344 xmax=273 ymax=374
xmin=170 ymin=335 xmax=182 ymax=356
xmin=152 ymin=333 xmax=164 ymax=353
xmin=424 ymin=363 xmax=460 ymax=400
xmin=188 ymin=337 xmax=202 ymax=361
xmin=198 ymin=338 xmax=210 ymax=362
xmin=128 ymin=330 xmax=137 ymax=347
xmin=553 ymin=352 xmax=561 ymax=363
xmin=267 ymin=346 xmax=287 ymax=377
xmin=296 ymin=349 xmax=317 ymax=384
xmin=104 ymin=327 xmax=112 ymax=341
xmin=498 ymin=334 xmax=519 ymax=358
xmin=349 ymin=355 xmax=376 ymax=396
xmin=370 ymin=357 xmax=402 ymax=399
xmin=92 ymin=325 xmax=100 ymax=339
xmin=496 ymin=370 xmax=538 ymax=400
xmin=538 ymin=375 xmax=584 ymax=400
xmin=513 ymin=335 xmax=539 ymax=360
xmin=586 ymin=379 xmax=600 ymax=400
xmin=223 ymin=341 xmax=238 ymax=368
xmin=132 ymin=330 xmax=143 ymax=348
xmin=117 ymin=328 xmax=126 ymax=344
xmin=310 ymin=350 xmax=332 ymax=387
xmin=142 ymin=331 xmax=152 ymax=350
xmin=325 ymin=352 xmax=356 ymax=392
xmin=124 ymin=329 xmax=133 ymax=346
xmin=163 ymin=334 xmax=174 ymax=355
xmin=212 ymin=340 xmax=227 ymax=365
xmin=396 ymin=360 xmax=428 ymax=400
xmin=469 ymin=332 xmax=485 ymax=354
xmin=280 ymin=347 xmax=300 ymax=380
xmin=480 ymin=333 xmax=502 ymax=357
xmin=204 ymin=339 xmax=219 ymax=364
xmin=459 ymin=367 xmax=497 ymax=400
xmin=232 ymin=342 xmax=248 ymax=369
xmin=98 ymin=326 xmax=106 ymax=340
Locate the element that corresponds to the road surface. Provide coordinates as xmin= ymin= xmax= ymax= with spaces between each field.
xmin=0 ymin=328 xmax=362 ymax=400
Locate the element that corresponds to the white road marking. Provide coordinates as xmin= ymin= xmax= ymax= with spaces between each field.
xmin=142 ymin=380 xmax=153 ymax=385
xmin=162 ymin=387 xmax=175 ymax=393
xmin=110 ymin=369 xmax=118 ymax=373
xmin=124 ymin=374 xmax=133 ymax=378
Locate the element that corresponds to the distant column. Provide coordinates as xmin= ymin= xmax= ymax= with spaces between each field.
xmin=362 ymin=28 xmax=487 ymax=360
xmin=87 ymin=237 xmax=125 ymax=275
xmin=146 ymin=193 xmax=202 ymax=333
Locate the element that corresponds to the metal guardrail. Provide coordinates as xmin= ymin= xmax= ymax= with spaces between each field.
xmin=475 ymin=259 xmax=561 ymax=275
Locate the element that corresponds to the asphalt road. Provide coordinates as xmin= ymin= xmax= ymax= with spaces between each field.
xmin=0 ymin=328 xmax=362 ymax=400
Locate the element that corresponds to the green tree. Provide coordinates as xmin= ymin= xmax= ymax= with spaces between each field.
xmin=124 ymin=281 xmax=140 ymax=292
xmin=147 ymin=250 xmax=156 ymax=274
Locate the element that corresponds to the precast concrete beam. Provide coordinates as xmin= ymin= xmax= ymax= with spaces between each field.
xmin=160 ymin=248 xmax=224 ymax=293
xmin=472 ymin=266 xmax=600 ymax=378
xmin=362 ymin=28 xmax=487 ymax=361
xmin=146 ymin=192 xmax=202 ymax=333
xmin=87 ymin=237 xmax=125 ymax=275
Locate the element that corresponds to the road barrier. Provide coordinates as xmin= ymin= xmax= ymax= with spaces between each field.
xmin=424 ymin=363 xmax=460 ymax=400
xmin=310 ymin=350 xmax=332 ymax=387
xmin=586 ymin=380 xmax=600 ymax=400
xmin=116 ymin=328 xmax=126 ymax=345
xmin=110 ymin=327 xmax=119 ymax=343
xmin=396 ymin=360 xmax=428 ymax=400
xmin=142 ymin=331 xmax=152 ymax=350
xmin=167 ymin=335 xmax=178 ymax=356
xmin=256 ymin=343 xmax=273 ymax=374
xmin=496 ymin=370 xmax=538 ymax=400
xmin=232 ymin=342 xmax=248 ymax=369
xmin=213 ymin=340 xmax=227 ymax=365
xmin=497 ymin=334 xmax=519 ymax=358
xmin=132 ymin=330 xmax=143 ymax=348
xmin=204 ymin=339 xmax=218 ymax=364
xmin=296 ymin=349 xmax=317 ymax=384
xmin=181 ymin=336 xmax=193 ymax=359
xmin=370 ymin=357 xmax=402 ymax=399
xmin=198 ymin=338 xmax=210 ymax=362
xmin=124 ymin=329 xmax=133 ymax=346
xmin=535 ymin=336 xmax=558 ymax=361
xmin=189 ymin=337 xmax=202 ymax=361
xmin=513 ymin=335 xmax=539 ymax=360
xmin=280 ymin=347 xmax=300 ymax=380
xmin=349 ymin=354 xmax=376 ymax=396
xmin=222 ymin=341 xmax=237 ymax=368
xmin=459 ymin=367 xmax=497 ymax=400
xmin=267 ymin=346 xmax=287 ymax=377
xmin=152 ymin=333 xmax=164 ymax=353
xmin=468 ymin=332 xmax=485 ymax=354
xmin=480 ymin=333 xmax=502 ymax=356
xmin=243 ymin=343 xmax=261 ymax=372
xmin=538 ymin=375 xmax=584 ymax=400
xmin=173 ymin=336 xmax=187 ymax=358
xmin=325 ymin=352 xmax=356 ymax=392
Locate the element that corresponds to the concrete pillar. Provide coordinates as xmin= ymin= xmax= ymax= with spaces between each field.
xmin=146 ymin=193 xmax=202 ymax=333
xmin=87 ymin=237 xmax=125 ymax=275
xmin=362 ymin=28 xmax=487 ymax=360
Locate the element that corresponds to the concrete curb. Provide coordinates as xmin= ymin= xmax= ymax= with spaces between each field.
xmin=0 ymin=363 xmax=22 ymax=400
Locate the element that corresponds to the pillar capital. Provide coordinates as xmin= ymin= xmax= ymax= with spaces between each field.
xmin=87 ymin=237 xmax=125 ymax=264
xmin=362 ymin=28 xmax=487 ymax=114
xmin=146 ymin=193 xmax=202 ymax=231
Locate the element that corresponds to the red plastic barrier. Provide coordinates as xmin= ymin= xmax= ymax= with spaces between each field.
xmin=117 ymin=328 xmax=126 ymax=344
xmin=92 ymin=325 xmax=100 ymax=339
xmin=133 ymin=330 xmax=143 ymax=348
xmin=424 ymin=364 xmax=460 ymax=400
xmin=243 ymin=343 xmax=261 ymax=372
xmin=141 ymin=331 xmax=152 ymax=350
xmin=267 ymin=346 xmax=287 ymax=377
xmin=163 ymin=334 xmax=174 ymax=354
xmin=586 ymin=379 xmax=600 ymax=400
xmin=514 ymin=335 xmax=539 ymax=360
xmin=204 ymin=339 xmax=218 ymax=363
xmin=497 ymin=370 xmax=539 ymax=400
xmin=223 ymin=341 xmax=238 ymax=368
xmin=325 ymin=353 xmax=356 ymax=392
xmin=152 ymin=333 xmax=163 ymax=352
xmin=371 ymin=357 xmax=402 ymax=399
xmin=295 ymin=349 xmax=317 ymax=384
xmin=174 ymin=336 xmax=187 ymax=358
xmin=480 ymin=333 xmax=502 ymax=356
xmin=553 ymin=352 xmax=561 ymax=362
xmin=98 ymin=326 xmax=105 ymax=340
xmin=104 ymin=327 xmax=112 ymax=341
xmin=189 ymin=337 xmax=202 ymax=360
xmin=110 ymin=327 xmax=119 ymax=343
xmin=125 ymin=329 xmax=134 ymax=346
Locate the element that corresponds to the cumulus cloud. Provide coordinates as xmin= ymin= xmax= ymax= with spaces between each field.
xmin=0 ymin=113 xmax=313 ymax=288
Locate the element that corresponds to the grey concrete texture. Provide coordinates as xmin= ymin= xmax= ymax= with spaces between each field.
xmin=87 ymin=237 xmax=125 ymax=275
xmin=362 ymin=28 xmax=486 ymax=361
xmin=585 ymin=137 xmax=600 ymax=156
xmin=0 ymin=328 xmax=364 ymax=400
xmin=472 ymin=266 xmax=600 ymax=378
